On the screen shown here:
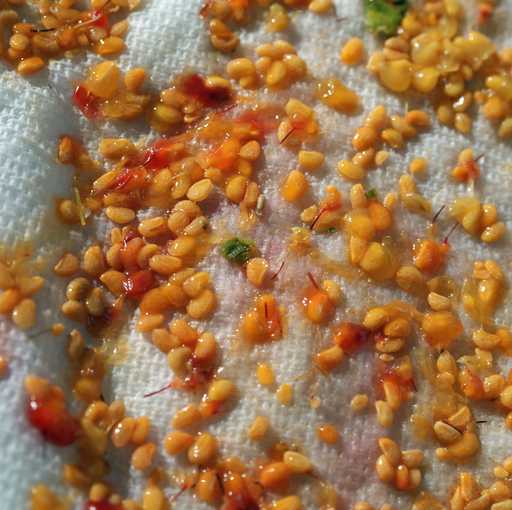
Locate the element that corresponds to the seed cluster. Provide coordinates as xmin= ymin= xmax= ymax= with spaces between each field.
xmin=0 ymin=0 xmax=137 ymax=75
xmin=3 ymin=0 xmax=512 ymax=509
xmin=0 ymin=246 xmax=44 ymax=330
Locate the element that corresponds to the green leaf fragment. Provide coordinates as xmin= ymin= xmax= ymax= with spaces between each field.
xmin=363 ymin=0 xmax=409 ymax=36
xmin=221 ymin=237 xmax=256 ymax=264
xmin=366 ymin=188 xmax=378 ymax=199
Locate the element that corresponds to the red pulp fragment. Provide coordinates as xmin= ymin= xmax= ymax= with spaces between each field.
xmin=27 ymin=397 xmax=79 ymax=446
xmin=236 ymin=107 xmax=280 ymax=138
xmin=110 ymin=166 xmax=148 ymax=192
xmin=72 ymin=84 xmax=100 ymax=119
xmin=85 ymin=500 xmax=123 ymax=510
xmin=333 ymin=322 xmax=369 ymax=354
xmin=181 ymin=73 xmax=232 ymax=107
xmin=141 ymin=137 xmax=185 ymax=172
xmin=90 ymin=10 xmax=109 ymax=30
xmin=123 ymin=270 xmax=155 ymax=298
xmin=377 ymin=367 xmax=416 ymax=398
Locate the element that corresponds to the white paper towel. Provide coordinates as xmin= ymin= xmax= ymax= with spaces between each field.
xmin=1 ymin=0 xmax=512 ymax=508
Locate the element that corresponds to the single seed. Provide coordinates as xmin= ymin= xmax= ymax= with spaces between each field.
xmin=163 ymin=430 xmax=194 ymax=455
xmin=350 ymin=393 xmax=369 ymax=412
xmin=276 ymin=383 xmax=293 ymax=405
xmin=188 ymin=432 xmax=218 ymax=465
xmin=247 ymin=415 xmax=269 ymax=440
xmin=12 ymin=298 xmax=36 ymax=329
xmin=131 ymin=442 xmax=156 ymax=470
xmin=283 ymin=451 xmax=311 ymax=474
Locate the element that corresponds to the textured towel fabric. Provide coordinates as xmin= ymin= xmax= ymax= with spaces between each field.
xmin=0 ymin=0 xmax=511 ymax=508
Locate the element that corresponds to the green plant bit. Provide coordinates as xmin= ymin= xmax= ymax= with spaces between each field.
xmin=221 ymin=237 xmax=257 ymax=264
xmin=363 ymin=0 xmax=408 ymax=36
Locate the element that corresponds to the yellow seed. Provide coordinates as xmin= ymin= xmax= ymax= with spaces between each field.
xmin=82 ymin=246 xmax=106 ymax=277
xmin=378 ymin=437 xmax=401 ymax=466
xmin=428 ymin=292 xmax=451 ymax=311
xmin=337 ymin=160 xmax=364 ymax=180
xmin=375 ymin=400 xmax=394 ymax=427
xmin=187 ymin=178 xmax=213 ymax=202
xmin=124 ymin=68 xmax=146 ymax=93
xmin=246 ymin=257 xmax=268 ymax=288
xmin=353 ymin=126 xmax=377 ymax=151
xmin=283 ymin=451 xmax=311 ymax=473
xmin=266 ymin=60 xmax=288 ymax=87
xmin=12 ymin=298 xmax=36 ymax=329
xmin=316 ymin=423 xmax=339 ymax=444
xmin=248 ymin=415 xmax=269 ymax=440
xmin=363 ymin=307 xmax=389 ymax=330
xmin=182 ymin=272 xmax=209 ymax=298
xmin=381 ymin=128 xmax=403 ymax=148
xmin=172 ymin=404 xmax=202 ymax=429
xmin=409 ymin=158 xmax=427 ymax=175
xmin=239 ymin=140 xmax=261 ymax=161
xmin=85 ymin=288 xmax=105 ymax=317
xmin=138 ymin=217 xmax=168 ymax=238
xmin=149 ymin=254 xmax=182 ymax=276
xmin=136 ymin=314 xmax=164 ymax=333
xmin=85 ymin=61 xmax=120 ymax=99
xmin=375 ymin=454 xmax=395 ymax=483
xmin=499 ymin=118 xmax=512 ymax=139
xmin=454 ymin=112 xmax=472 ymax=134
xmin=501 ymin=386 xmax=512 ymax=409
xmin=99 ymin=270 xmax=125 ymax=296
xmin=281 ymin=170 xmax=308 ymax=202
xmin=317 ymin=78 xmax=359 ymax=113
xmin=195 ymin=468 xmax=222 ymax=504
xmin=163 ymin=430 xmax=194 ymax=455
xmin=208 ymin=379 xmax=235 ymax=402
xmin=354 ymin=503 xmax=374 ymax=510
xmin=309 ymin=0 xmax=332 ymax=13
xmin=168 ymin=235 xmax=197 ymax=257
xmin=61 ymin=300 xmax=86 ymax=322
xmin=298 ymin=150 xmax=324 ymax=171
xmin=375 ymin=150 xmax=390 ymax=166
xmin=167 ymin=346 xmax=192 ymax=375
xmin=481 ymin=222 xmax=506 ymax=243
xmin=350 ymin=393 xmax=369 ymax=412
xmin=187 ymin=289 xmax=216 ymax=319
xmin=99 ymin=138 xmax=136 ymax=159
xmin=105 ymin=206 xmax=135 ymax=224
xmin=257 ymin=363 xmax=275 ymax=386
xmin=188 ymin=432 xmax=218 ymax=465
xmin=111 ymin=417 xmax=136 ymax=448
xmin=413 ymin=67 xmax=440 ymax=93
xmin=276 ymin=383 xmax=293 ymax=405
xmin=17 ymin=56 xmax=45 ymax=75
xmin=131 ymin=442 xmax=156 ymax=470
xmin=378 ymin=59 xmax=412 ymax=92
xmin=401 ymin=449 xmax=423 ymax=469
xmin=227 ymin=57 xmax=256 ymax=80
xmin=51 ymin=323 xmax=65 ymax=336
xmin=53 ymin=253 xmax=80 ymax=277
xmin=142 ymin=485 xmax=165 ymax=510
xmin=341 ymin=37 xmax=364 ymax=65
xmin=314 ymin=345 xmax=344 ymax=372
xmin=273 ymin=495 xmax=302 ymax=510
xmin=94 ymin=36 xmax=125 ymax=56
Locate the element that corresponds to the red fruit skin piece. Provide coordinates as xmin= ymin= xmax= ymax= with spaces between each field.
xmin=26 ymin=397 xmax=79 ymax=447
xmin=122 ymin=270 xmax=155 ymax=298
xmin=85 ymin=500 xmax=123 ymax=510
xmin=72 ymin=85 xmax=100 ymax=119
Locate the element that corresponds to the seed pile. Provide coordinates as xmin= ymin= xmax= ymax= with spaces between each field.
xmin=1 ymin=0 xmax=512 ymax=509
xmin=0 ymin=0 xmax=138 ymax=75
